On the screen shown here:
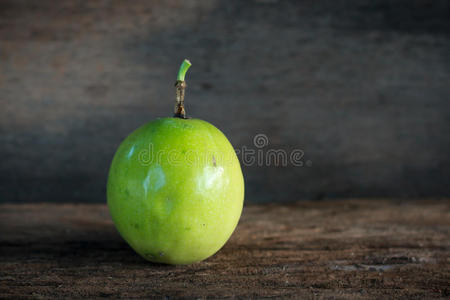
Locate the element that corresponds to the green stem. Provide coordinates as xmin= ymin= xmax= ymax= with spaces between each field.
xmin=177 ymin=59 xmax=192 ymax=81
xmin=174 ymin=59 xmax=191 ymax=118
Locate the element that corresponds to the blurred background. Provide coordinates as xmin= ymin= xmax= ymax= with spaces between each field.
xmin=1 ymin=0 xmax=449 ymax=203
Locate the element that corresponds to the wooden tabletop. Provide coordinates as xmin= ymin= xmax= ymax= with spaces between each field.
xmin=1 ymin=199 xmax=449 ymax=299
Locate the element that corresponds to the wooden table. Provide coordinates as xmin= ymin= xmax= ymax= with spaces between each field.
xmin=1 ymin=199 xmax=449 ymax=298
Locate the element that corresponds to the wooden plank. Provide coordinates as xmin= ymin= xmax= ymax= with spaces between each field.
xmin=0 ymin=199 xmax=449 ymax=298
xmin=2 ymin=1 xmax=450 ymax=203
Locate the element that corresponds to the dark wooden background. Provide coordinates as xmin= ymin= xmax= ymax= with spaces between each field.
xmin=1 ymin=0 xmax=450 ymax=203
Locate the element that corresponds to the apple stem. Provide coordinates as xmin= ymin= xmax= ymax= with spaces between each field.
xmin=174 ymin=59 xmax=192 ymax=118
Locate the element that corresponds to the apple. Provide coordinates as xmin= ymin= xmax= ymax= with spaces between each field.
xmin=107 ymin=60 xmax=244 ymax=264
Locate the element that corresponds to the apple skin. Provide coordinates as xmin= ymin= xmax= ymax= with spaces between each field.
xmin=107 ymin=117 xmax=244 ymax=264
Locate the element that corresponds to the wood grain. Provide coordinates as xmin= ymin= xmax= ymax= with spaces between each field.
xmin=1 ymin=199 xmax=449 ymax=298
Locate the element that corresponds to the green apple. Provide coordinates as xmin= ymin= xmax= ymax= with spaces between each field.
xmin=107 ymin=60 xmax=244 ymax=264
